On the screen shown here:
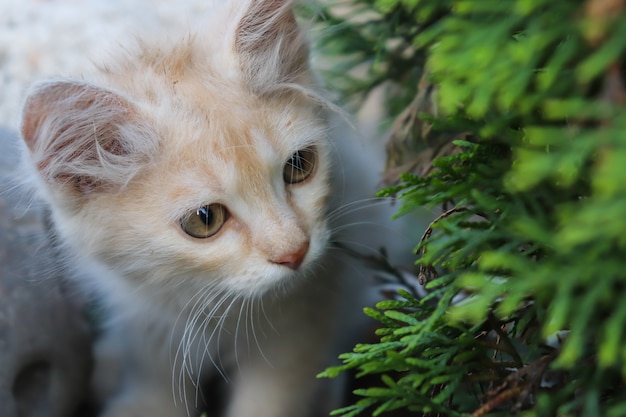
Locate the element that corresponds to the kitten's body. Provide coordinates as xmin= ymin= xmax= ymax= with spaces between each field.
xmin=20 ymin=1 xmax=404 ymax=416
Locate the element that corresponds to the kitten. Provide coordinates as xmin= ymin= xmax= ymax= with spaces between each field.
xmin=19 ymin=1 xmax=405 ymax=416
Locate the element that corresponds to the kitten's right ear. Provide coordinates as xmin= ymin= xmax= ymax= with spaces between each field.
xmin=234 ymin=0 xmax=311 ymax=94
xmin=21 ymin=80 xmax=156 ymax=195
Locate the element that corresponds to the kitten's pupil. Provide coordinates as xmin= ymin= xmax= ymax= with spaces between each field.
xmin=180 ymin=204 xmax=227 ymax=239
xmin=283 ymin=148 xmax=316 ymax=184
xmin=291 ymin=152 xmax=305 ymax=171
xmin=197 ymin=206 xmax=213 ymax=226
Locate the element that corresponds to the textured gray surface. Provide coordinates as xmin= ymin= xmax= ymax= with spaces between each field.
xmin=0 ymin=127 xmax=93 ymax=417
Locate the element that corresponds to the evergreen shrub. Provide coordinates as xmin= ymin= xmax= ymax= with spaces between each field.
xmin=313 ymin=0 xmax=626 ymax=415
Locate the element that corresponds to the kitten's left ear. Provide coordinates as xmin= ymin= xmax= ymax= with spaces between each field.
xmin=21 ymin=79 xmax=156 ymax=196
xmin=235 ymin=0 xmax=311 ymax=93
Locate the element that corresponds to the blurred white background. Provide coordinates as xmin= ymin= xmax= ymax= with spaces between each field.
xmin=0 ymin=0 xmax=212 ymax=129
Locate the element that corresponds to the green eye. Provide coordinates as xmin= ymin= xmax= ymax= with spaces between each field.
xmin=180 ymin=204 xmax=228 ymax=239
xmin=283 ymin=147 xmax=316 ymax=184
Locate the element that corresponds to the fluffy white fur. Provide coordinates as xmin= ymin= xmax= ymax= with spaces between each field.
xmin=19 ymin=1 xmax=409 ymax=416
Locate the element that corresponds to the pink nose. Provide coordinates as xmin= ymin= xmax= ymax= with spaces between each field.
xmin=270 ymin=241 xmax=309 ymax=270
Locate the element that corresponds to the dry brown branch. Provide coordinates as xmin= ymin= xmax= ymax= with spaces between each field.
xmin=416 ymin=206 xmax=470 ymax=284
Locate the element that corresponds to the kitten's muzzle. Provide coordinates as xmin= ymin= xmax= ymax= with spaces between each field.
xmin=269 ymin=241 xmax=309 ymax=270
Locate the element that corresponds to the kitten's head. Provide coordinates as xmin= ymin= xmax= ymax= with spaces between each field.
xmin=20 ymin=0 xmax=334 ymax=301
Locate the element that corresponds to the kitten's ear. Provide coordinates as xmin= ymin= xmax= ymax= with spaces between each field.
xmin=235 ymin=0 xmax=311 ymax=93
xmin=21 ymin=79 xmax=155 ymax=195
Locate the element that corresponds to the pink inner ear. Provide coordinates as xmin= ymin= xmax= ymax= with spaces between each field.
xmin=21 ymin=79 xmax=141 ymax=193
xmin=237 ymin=0 xmax=296 ymax=43
xmin=21 ymin=83 xmax=65 ymax=152
xmin=235 ymin=0 xmax=309 ymax=92
xmin=22 ymin=80 xmax=135 ymax=152
xmin=21 ymin=103 xmax=40 ymax=152
xmin=25 ymin=82 xmax=87 ymax=148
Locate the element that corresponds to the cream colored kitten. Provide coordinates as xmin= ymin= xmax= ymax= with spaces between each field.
xmin=19 ymin=1 xmax=407 ymax=416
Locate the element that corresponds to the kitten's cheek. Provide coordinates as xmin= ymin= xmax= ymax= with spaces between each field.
xmin=307 ymin=222 xmax=331 ymax=263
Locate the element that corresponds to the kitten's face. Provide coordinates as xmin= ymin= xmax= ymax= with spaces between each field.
xmin=20 ymin=0 xmax=334 ymax=299
xmin=96 ymin=92 xmax=331 ymax=297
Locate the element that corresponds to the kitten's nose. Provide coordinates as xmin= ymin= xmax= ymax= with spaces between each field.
xmin=270 ymin=241 xmax=309 ymax=270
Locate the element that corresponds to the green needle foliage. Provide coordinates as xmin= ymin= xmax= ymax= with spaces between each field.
xmin=313 ymin=0 xmax=626 ymax=416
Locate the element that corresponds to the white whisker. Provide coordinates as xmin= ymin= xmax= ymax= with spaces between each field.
xmin=327 ymin=197 xmax=392 ymax=223
xmin=233 ymin=296 xmax=248 ymax=373
xmin=171 ymin=284 xmax=215 ymax=405
xmin=250 ymin=297 xmax=273 ymax=368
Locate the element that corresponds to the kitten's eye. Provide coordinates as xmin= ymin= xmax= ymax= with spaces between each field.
xmin=180 ymin=204 xmax=228 ymax=239
xmin=283 ymin=148 xmax=316 ymax=184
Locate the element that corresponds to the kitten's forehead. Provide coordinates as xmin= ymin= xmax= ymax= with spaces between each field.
xmin=157 ymin=95 xmax=326 ymax=212
xmin=211 ymin=124 xmax=277 ymax=199
xmin=168 ymin=82 xmax=325 ymax=159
